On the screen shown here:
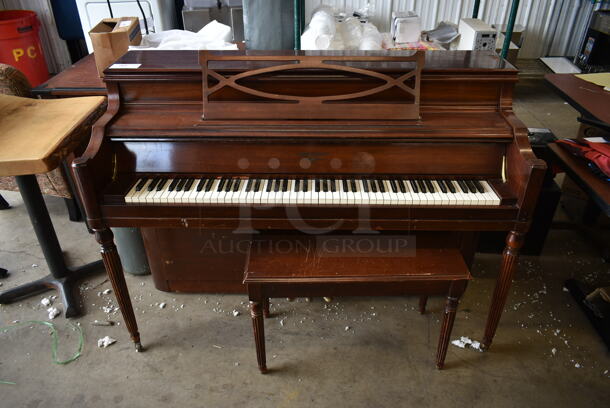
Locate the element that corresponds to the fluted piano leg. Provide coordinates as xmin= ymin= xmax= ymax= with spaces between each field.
xmin=418 ymin=296 xmax=428 ymax=314
xmin=95 ymin=229 xmax=143 ymax=352
xmin=482 ymin=230 xmax=524 ymax=349
xmin=250 ymin=300 xmax=268 ymax=373
xmin=262 ymin=297 xmax=270 ymax=318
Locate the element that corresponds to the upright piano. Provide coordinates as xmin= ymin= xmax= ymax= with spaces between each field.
xmin=73 ymin=50 xmax=545 ymax=352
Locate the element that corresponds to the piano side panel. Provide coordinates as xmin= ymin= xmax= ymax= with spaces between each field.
xmin=115 ymin=140 xmax=505 ymax=176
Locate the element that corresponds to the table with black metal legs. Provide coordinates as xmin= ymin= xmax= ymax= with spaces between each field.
xmin=0 ymin=175 xmax=102 ymax=317
xmin=0 ymin=93 xmax=106 ymax=317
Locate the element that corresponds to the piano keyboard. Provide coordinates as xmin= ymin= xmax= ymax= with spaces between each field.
xmin=124 ymin=177 xmax=501 ymax=206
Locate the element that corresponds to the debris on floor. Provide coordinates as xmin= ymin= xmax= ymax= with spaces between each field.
xmin=232 ymin=309 xmax=240 ymax=317
xmin=47 ymin=307 xmax=60 ymax=320
xmin=97 ymin=336 xmax=117 ymax=348
xmin=159 ymin=302 xmax=166 ymax=309
xmin=102 ymin=289 xmax=112 ymax=295
xmin=451 ymin=336 xmax=483 ymax=352
xmin=40 ymin=297 xmax=52 ymax=307
xmin=91 ymin=320 xmax=115 ymax=326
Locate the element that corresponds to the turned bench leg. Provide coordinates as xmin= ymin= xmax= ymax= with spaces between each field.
xmin=250 ymin=299 xmax=268 ymax=374
xmin=419 ymin=296 xmax=428 ymax=314
xmin=436 ymin=295 xmax=458 ymax=369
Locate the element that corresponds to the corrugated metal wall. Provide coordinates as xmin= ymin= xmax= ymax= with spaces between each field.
xmin=305 ymin=0 xmax=603 ymax=58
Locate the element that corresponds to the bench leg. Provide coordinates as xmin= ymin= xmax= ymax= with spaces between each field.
xmin=436 ymin=295 xmax=459 ymax=369
xmin=419 ymin=296 xmax=428 ymax=314
xmin=263 ymin=297 xmax=270 ymax=318
xmin=250 ymin=300 xmax=268 ymax=374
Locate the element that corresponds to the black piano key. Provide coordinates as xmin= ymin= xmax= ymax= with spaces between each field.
xmin=224 ymin=179 xmax=233 ymax=192
xmin=168 ymin=178 xmax=179 ymax=192
xmin=424 ymin=179 xmax=434 ymax=193
xmin=266 ymin=179 xmax=273 ymax=192
xmin=294 ymin=179 xmax=300 ymax=192
xmin=196 ymin=178 xmax=207 ymax=192
xmin=175 ymin=178 xmax=186 ymax=192
xmin=378 ymin=180 xmax=386 ymax=193
xmin=342 ymin=179 xmax=348 ymax=192
xmin=389 ymin=179 xmax=397 ymax=193
xmin=370 ymin=179 xmax=378 ymax=193
xmin=409 ymin=180 xmax=419 ymax=193
xmin=398 ymin=180 xmax=406 ymax=193
xmin=302 ymin=179 xmax=308 ymax=192
xmin=330 ymin=179 xmax=337 ymax=193
xmin=217 ymin=178 xmax=227 ymax=192
xmin=321 ymin=179 xmax=327 ymax=193
xmin=445 ymin=179 xmax=456 ymax=194
xmin=183 ymin=178 xmax=194 ymax=192
xmin=147 ymin=177 xmax=160 ymax=191
xmin=350 ymin=179 xmax=357 ymax=192
xmin=416 ymin=180 xmax=427 ymax=193
xmin=245 ymin=179 xmax=253 ymax=192
xmin=315 ymin=179 xmax=320 ymax=192
xmin=362 ymin=179 xmax=370 ymax=193
xmin=233 ymin=179 xmax=242 ymax=192
xmin=473 ymin=180 xmax=485 ymax=193
xmin=135 ymin=178 xmax=148 ymax=192
xmin=282 ymin=179 xmax=288 ymax=192
xmin=465 ymin=180 xmax=477 ymax=194
xmin=205 ymin=178 xmax=215 ymax=192
xmin=273 ymin=179 xmax=280 ymax=193
xmin=457 ymin=179 xmax=469 ymax=193
xmin=437 ymin=179 xmax=447 ymax=193
xmin=254 ymin=179 xmax=261 ymax=192
xmin=156 ymin=179 xmax=168 ymax=192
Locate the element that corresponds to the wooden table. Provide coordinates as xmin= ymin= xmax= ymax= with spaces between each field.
xmin=545 ymin=74 xmax=610 ymax=217
xmin=545 ymin=73 xmax=610 ymax=350
xmin=33 ymin=54 xmax=105 ymax=97
xmin=0 ymin=94 xmax=106 ymax=317
xmin=545 ymin=74 xmax=610 ymax=125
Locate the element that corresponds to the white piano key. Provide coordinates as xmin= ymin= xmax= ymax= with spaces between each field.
xmin=480 ymin=180 xmax=501 ymax=205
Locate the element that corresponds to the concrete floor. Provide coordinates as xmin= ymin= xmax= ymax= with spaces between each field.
xmin=1 ymin=78 xmax=609 ymax=407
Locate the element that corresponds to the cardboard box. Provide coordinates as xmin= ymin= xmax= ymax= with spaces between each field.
xmin=89 ymin=17 xmax=141 ymax=77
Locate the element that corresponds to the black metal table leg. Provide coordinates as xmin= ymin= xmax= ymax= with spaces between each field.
xmin=0 ymin=193 xmax=9 ymax=210
xmin=0 ymin=174 xmax=103 ymax=317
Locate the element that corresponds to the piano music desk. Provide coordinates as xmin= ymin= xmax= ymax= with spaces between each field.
xmin=244 ymin=237 xmax=471 ymax=372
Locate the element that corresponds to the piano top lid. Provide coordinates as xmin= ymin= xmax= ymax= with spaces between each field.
xmin=106 ymin=50 xmax=517 ymax=76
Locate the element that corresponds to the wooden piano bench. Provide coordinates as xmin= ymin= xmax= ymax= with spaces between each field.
xmin=243 ymin=236 xmax=471 ymax=373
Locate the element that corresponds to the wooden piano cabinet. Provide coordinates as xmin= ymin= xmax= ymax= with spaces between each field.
xmin=141 ymin=228 xmax=251 ymax=293
xmin=71 ymin=50 xmax=545 ymax=353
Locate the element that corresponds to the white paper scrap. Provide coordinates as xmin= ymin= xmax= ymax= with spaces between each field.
xmin=109 ymin=63 xmax=141 ymax=69
xmin=97 ymin=336 xmax=117 ymax=348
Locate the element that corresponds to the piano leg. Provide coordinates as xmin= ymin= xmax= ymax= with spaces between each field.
xmin=249 ymin=298 xmax=268 ymax=374
xmin=95 ymin=229 xmax=143 ymax=352
xmin=482 ymin=230 xmax=524 ymax=349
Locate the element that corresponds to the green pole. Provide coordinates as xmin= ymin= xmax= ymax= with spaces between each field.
xmin=501 ymin=0 xmax=520 ymax=59
xmin=472 ymin=0 xmax=481 ymax=18
xmin=294 ymin=0 xmax=301 ymax=50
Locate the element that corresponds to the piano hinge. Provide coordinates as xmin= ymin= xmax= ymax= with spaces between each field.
xmin=501 ymin=155 xmax=507 ymax=183
xmin=112 ymin=153 xmax=118 ymax=182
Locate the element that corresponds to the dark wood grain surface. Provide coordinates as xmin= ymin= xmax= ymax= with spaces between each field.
xmin=545 ymin=73 xmax=610 ymax=124
xmin=70 ymin=50 xmax=545 ymax=351
xmin=33 ymin=54 xmax=106 ymax=97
